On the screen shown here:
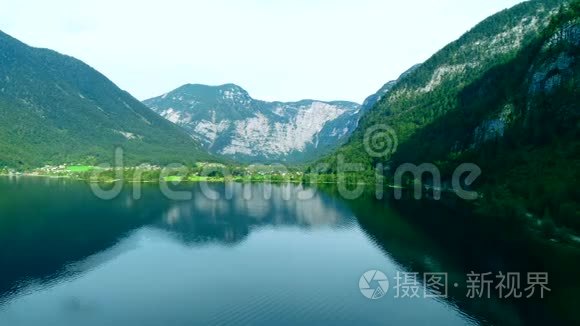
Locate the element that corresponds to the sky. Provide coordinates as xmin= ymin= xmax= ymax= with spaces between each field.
xmin=0 ymin=0 xmax=525 ymax=103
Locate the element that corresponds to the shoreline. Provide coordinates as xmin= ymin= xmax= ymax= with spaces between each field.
xmin=0 ymin=173 xmax=408 ymax=187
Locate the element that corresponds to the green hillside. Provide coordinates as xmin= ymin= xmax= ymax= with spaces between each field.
xmin=318 ymin=0 xmax=579 ymax=232
xmin=0 ymin=31 xmax=212 ymax=168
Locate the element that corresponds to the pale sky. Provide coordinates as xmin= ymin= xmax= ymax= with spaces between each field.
xmin=0 ymin=0 xmax=525 ymax=103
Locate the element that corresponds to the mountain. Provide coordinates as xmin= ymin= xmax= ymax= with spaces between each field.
xmin=320 ymin=0 xmax=579 ymax=231
xmin=0 ymin=30 xmax=211 ymax=168
xmin=144 ymin=84 xmax=361 ymax=163
xmin=360 ymin=64 xmax=421 ymax=114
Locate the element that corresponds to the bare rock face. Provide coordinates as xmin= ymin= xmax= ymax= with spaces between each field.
xmin=144 ymin=84 xmax=361 ymax=163
xmin=530 ymin=23 xmax=580 ymax=95
xmin=530 ymin=52 xmax=575 ymax=94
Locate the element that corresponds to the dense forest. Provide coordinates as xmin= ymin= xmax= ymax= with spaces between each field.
xmin=0 ymin=30 xmax=213 ymax=168
xmin=314 ymin=0 xmax=580 ymax=235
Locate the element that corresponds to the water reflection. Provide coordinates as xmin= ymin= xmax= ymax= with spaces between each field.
xmin=159 ymin=183 xmax=354 ymax=245
xmin=0 ymin=179 xmax=355 ymax=305
xmin=0 ymin=177 xmax=577 ymax=325
xmin=339 ymin=191 xmax=580 ymax=326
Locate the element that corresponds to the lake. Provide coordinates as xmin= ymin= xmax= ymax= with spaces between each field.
xmin=0 ymin=177 xmax=578 ymax=325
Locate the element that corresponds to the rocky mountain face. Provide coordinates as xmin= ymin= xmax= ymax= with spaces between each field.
xmin=0 ymin=30 xmax=211 ymax=167
xmin=144 ymin=84 xmax=361 ymax=162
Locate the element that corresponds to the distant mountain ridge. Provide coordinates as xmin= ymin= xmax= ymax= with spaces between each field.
xmin=144 ymin=84 xmax=361 ymax=162
xmin=0 ymin=30 xmax=211 ymax=167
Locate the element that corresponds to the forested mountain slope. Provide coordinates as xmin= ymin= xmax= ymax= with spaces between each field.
xmin=320 ymin=0 xmax=579 ymax=232
xmin=0 ymin=31 xmax=211 ymax=168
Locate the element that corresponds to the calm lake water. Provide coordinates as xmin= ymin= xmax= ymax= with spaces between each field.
xmin=0 ymin=177 xmax=578 ymax=325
